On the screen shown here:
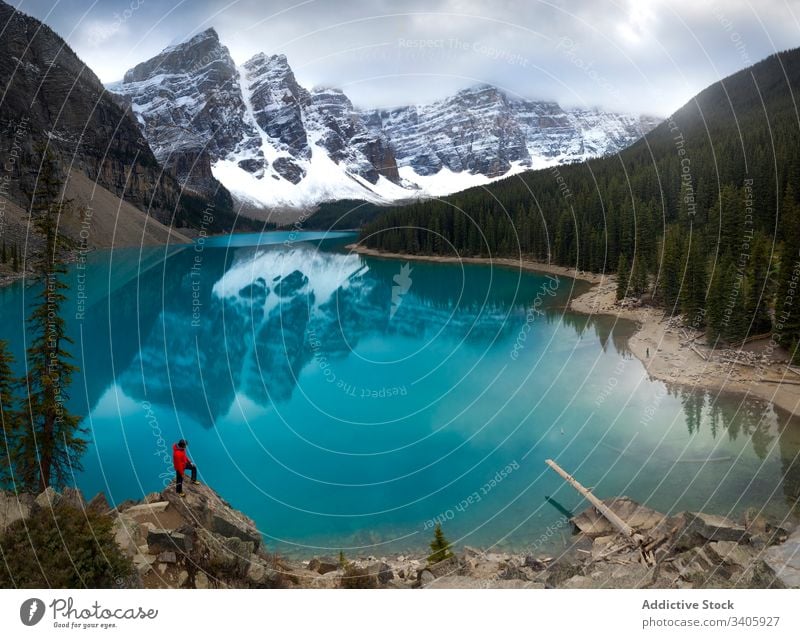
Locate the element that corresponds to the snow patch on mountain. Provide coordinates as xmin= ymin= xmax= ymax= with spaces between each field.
xmin=212 ymin=149 xmax=409 ymax=209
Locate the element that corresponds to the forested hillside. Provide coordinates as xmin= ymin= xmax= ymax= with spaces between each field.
xmin=361 ymin=48 xmax=800 ymax=358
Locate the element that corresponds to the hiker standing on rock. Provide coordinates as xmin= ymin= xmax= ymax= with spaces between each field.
xmin=173 ymin=439 xmax=199 ymax=497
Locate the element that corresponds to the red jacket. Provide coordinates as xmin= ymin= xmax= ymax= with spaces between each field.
xmin=173 ymin=443 xmax=189 ymax=474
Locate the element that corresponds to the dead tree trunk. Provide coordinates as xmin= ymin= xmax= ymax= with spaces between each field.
xmin=545 ymin=459 xmax=644 ymax=546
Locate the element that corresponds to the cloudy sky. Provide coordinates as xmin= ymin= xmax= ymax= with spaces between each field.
xmin=11 ymin=0 xmax=800 ymax=115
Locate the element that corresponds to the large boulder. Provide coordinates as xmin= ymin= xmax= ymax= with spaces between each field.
xmin=87 ymin=492 xmax=111 ymax=514
xmin=764 ymin=527 xmax=800 ymax=588
xmin=132 ymin=553 xmax=157 ymax=576
xmin=146 ymin=528 xmax=193 ymax=554
xmin=670 ymin=512 xmax=750 ymax=549
xmin=246 ymin=559 xmax=276 ymax=585
xmin=61 ymin=487 xmax=86 ymax=510
xmin=425 ymin=576 xmax=544 ymax=589
xmin=124 ymin=501 xmax=184 ymax=529
xmin=561 ymin=563 xmax=667 ymax=589
xmin=112 ymin=513 xmax=149 ymax=557
xmin=416 ymin=555 xmax=460 ymax=585
xmin=245 ymin=555 xmax=300 ymax=588
xmin=203 ymin=533 xmax=255 ymax=577
xmin=0 ymin=491 xmax=34 ymax=534
xmin=34 ymin=486 xmax=62 ymax=510
xmin=571 ymin=497 xmax=664 ymax=537
xmin=367 ymin=561 xmax=394 ymax=585
xmin=162 ymin=484 xmax=261 ymax=550
xmin=308 ymin=556 xmax=339 ymax=575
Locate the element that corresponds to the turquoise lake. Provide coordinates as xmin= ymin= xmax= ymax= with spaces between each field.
xmin=1 ymin=231 xmax=798 ymax=557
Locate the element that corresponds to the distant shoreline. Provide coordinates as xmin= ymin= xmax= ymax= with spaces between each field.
xmin=346 ymin=243 xmax=604 ymax=284
xmin=349 ymin=243 xmax=800 ymax=418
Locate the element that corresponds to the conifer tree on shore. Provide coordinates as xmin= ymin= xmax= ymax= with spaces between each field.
xmin=13 ymin=152 xmax=85 ymax=491
xmin=616 ymin=253 xmax=630 ymax=300
xmin=427 ymin=523 xmax=455 ymax=565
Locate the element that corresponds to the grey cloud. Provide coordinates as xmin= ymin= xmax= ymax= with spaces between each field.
xmin=11 ymin=0 xmax=800 ymax=116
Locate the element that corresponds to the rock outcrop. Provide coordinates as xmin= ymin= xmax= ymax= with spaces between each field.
xmin=0 ymin=491 xmax=34 ymax=535
xmin=765 ymin=526 xmax=800 ymax=588
xmin=114 ymin=483 xmax=298 ymax=588
xmin=1 ymin=486 xmax=797 ymax=589
xmin=298 ymin=499 xmax=798 ymax=589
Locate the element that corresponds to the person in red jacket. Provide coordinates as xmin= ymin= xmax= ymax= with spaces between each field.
xmin=173 ymin=439 xmax=198 ymax=497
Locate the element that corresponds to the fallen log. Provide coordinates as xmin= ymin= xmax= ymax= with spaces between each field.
xmin=721 ymin=358 xmax=756 ymax=368
xmin=545 ymin=459 xmax=644 ymax=547
xmin=689 ymin=345 xmax=708 ymax=361
xmin=758 ymin=378 xmax=800 ymax=386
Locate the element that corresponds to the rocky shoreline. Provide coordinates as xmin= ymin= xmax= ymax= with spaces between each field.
xmin=2 ymin=484 xmax=797 ymax=589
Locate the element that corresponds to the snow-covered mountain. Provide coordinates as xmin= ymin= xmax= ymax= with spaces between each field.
xmin=111 ymin=28 xmax=660 ymax=211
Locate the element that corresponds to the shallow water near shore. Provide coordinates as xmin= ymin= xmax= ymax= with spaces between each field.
xmin=1 ymin=232 xmax=798 ymax=558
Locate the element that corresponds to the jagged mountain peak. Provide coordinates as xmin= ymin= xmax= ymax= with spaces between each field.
xmin=184 ymin=26 xmax=220 ymax=43
xmin=454 ymin=83 xmax=508 ymax=98
xmin=246 ymin=51 xmax=289 ymax=66
xmin=115 ymin=28 xmax=264 ymax=196
xmin=161 ymin=26 xmax=221 ymax=53
xmin=124 ymin=28 xmax=232 ymax=84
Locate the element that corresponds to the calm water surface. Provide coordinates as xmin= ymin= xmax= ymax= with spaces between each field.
xmin=1 ymin=231 xmax=798 ymax=556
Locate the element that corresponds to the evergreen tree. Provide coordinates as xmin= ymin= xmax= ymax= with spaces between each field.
xmin=657 ymin=225 xmax=684 ymax=314
xmin=630 ymin=254 xmax=649 ymax=297
xmin=680 ymin=234 xmax=708 ymax=328
xmin=616 ymin=253 xmax=631 ymax=300
xmin=427 ymin=523 xmax=454 ymax=565
xmin=705 ymin=256 xmax=727 ymax=345
xmin=745 ymin=235 xmax=773 ymax=335
xmin=775 ymin=186 xmax=800 ymax=363
xmin=0 ymin=501 xmax=133 ymax=587
xmin=721 ymin=260 xmax=748 ymax=344
xmin=14 ymin=153 xmax=85 ymax=491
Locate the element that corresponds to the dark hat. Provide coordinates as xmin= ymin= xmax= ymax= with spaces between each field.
xmin=178 ymin=439 xmax=187 ymax=449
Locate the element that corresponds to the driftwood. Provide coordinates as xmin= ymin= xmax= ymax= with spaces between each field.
xmin=740 ymin=332 xmax=773 ymax=345
xmin=721 ymin=358 xmax=756 ymax=368
xmin=675 ymin=455 xmax=733 ymax=464
xmin=689 ymin=345 xmax=708 ymax=361
xmin=545 ymin=459 xmax=644 ymax=547
xmin=758 ymin=378 xmax=800 ymax=386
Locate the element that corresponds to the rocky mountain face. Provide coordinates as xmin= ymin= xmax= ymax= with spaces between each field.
xmin=363 ymin=86 xmax=661 ymax=178
xmin=0 ymin=1 xmax=233 ymax=232
xmin=114 ymin=28 xmax=264 ymax=197
xmin=309 ymin=87 xmax=400 ymax=184
xmin=363 ymin=86 xmax=530 ymax=178
xmin=113 ymin=29 xmax=659 ymax=211
xmin=242 ymin=52 xmax=308 ymax=181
